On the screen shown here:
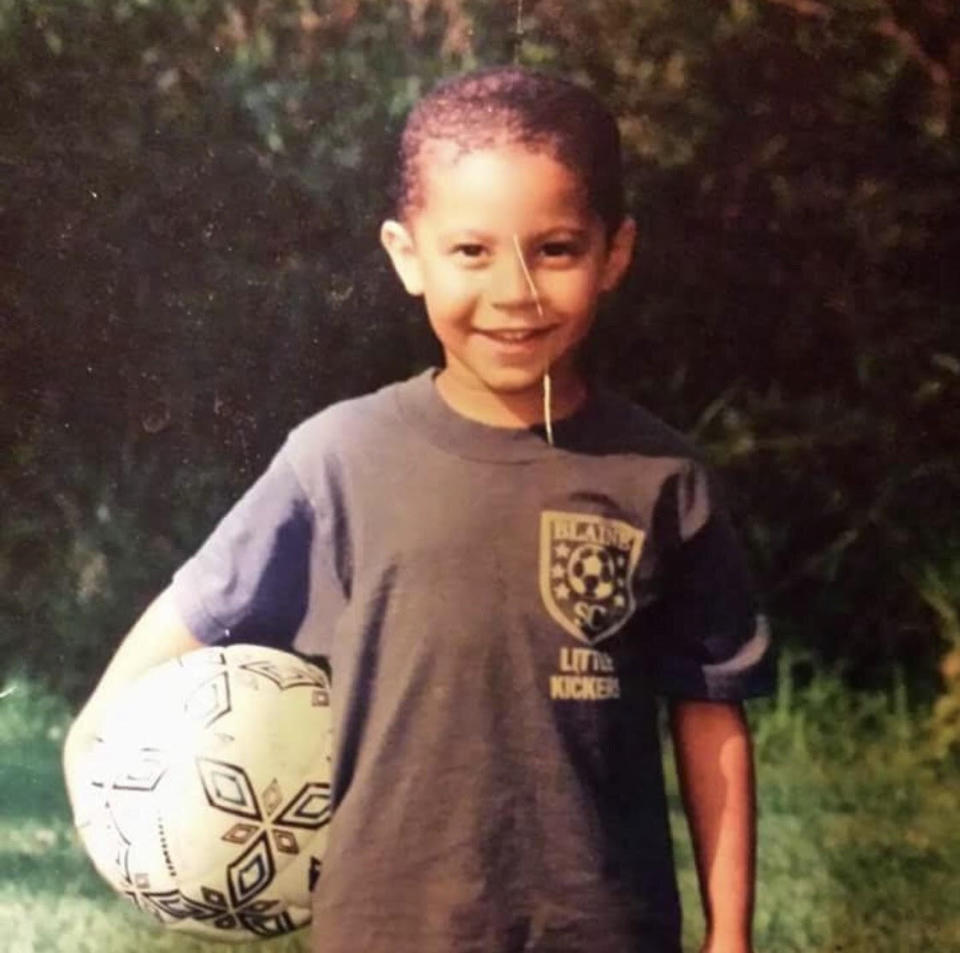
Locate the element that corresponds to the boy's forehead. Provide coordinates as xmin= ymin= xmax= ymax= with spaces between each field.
xmin=411 ymin=139 xmax=595 ymax=230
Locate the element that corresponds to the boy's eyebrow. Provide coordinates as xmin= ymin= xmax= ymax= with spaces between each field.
xmin=438 ymin=226 xmax=591 ymax=243
xmin=530 ymin=226 xmax=591 ymax=239
xmin=437 ymin=228 xmax=496 ymax=244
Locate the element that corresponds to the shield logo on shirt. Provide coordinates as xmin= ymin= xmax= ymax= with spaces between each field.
xmin=539 ymin=510 xmax=645 ymax=645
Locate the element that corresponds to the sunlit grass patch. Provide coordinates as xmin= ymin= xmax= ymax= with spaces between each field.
xmin=3 ymin=670 xmax=960 ymax=952
xmin=668 ymin=657 xmax=960 ymax=952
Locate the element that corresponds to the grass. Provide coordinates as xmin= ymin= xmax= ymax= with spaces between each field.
xmin=671 ymin=655 xmax=960 ymax=952
xmin=2 ymin=661 xmax=959 ymax=953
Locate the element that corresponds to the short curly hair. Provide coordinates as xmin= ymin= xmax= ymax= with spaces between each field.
xmin=393 ymin=66 xmax=625 ymax=238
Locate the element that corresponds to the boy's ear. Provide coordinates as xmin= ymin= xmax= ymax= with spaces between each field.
xmin=380 ymin=220 xmax=424 ymax=296
xmin=600 ymin=216 xmax=636 ymax=292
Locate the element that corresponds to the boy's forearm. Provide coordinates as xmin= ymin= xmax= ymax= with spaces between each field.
xmin=668 ymin=699 xmax=757 ymax=953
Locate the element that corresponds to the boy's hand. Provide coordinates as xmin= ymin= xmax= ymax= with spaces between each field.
xmin=669 ymin=700 xmax=757 ymax=953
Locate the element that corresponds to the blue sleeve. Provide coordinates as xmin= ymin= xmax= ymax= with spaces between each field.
xmin=170 ymin=448 xmax=313 ymax=650
xmin=648 ymin=466 xmax=774 ymax=701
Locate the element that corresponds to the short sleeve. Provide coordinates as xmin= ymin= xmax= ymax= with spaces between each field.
xmin=170 ymin=447 xmax=315 ymax=649
xmin=647 ymin=465 xmax=774 ymax=701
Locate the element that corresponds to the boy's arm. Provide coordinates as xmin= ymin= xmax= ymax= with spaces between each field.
xmin=668 ymin=699 xmax=757 ymax=953
xmin=62 ymin=587 xmax=203 ymax=820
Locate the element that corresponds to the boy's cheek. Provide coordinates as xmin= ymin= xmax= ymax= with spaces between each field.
xmin=425 ymin=276 xmax=481 ymax=312
xmin=424 ymin=293 xmax=474 ymax=330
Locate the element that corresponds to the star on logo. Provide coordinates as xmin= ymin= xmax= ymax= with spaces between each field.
xmin=553 ymin=582 xmax=571 ymax=601
xmin=554 ymin=543 xmax=572 ymax=559
xmin=551 ymin=563 xmax=565 ymax=580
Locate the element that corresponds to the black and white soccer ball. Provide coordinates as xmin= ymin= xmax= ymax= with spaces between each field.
xmin=72 ymin=644 xmax=332 ymax=941
xmin=567 ymin=544 xmax=616 ymax=601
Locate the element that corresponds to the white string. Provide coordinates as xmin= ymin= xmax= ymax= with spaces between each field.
xmin=542 ymin=370 xmax=554 ymax=446
xmin=510 ymin=234 xmax=544 ymax=322
xmin=512 ymin=233 xmax=554 ymax=446
xmin=512 ymin=7 xmax=552 ymax=443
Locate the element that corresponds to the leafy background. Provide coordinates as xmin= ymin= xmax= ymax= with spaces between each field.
xmin=4 ymin=0 xmax=958 ymax=710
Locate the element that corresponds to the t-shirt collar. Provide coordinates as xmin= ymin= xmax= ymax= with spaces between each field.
xmin=394 ymin=368 xmax=605 ymax=463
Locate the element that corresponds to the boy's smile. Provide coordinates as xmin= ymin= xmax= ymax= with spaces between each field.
xmin=382 ymin=144 xmax=634 ymax=428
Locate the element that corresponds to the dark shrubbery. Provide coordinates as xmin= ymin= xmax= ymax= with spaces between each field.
xmin=2 ymin=0 xmax=958 ymax=702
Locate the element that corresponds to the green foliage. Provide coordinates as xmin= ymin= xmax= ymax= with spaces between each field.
xmin=749 ymin=648 xmax=920 ymax=766
xmin=2 ymin=0 xmax=958 ymax=697
xmin=914 ymin=552 xmax=960 ymax=759
xmin=1 ymin=405 xmax=244 ymax=702
xmin=0 ymin=676 xmax=69 ymax=748
xmin=669 ymin=654 xmax=960 ymax=951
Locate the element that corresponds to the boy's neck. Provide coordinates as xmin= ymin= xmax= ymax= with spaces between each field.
xmin=434 ymin=368 xmax=588 ymax=429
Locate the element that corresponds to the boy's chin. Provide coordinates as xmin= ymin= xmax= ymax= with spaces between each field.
xmin=445 ymin=358 xmax=586 ymax=400
xmin=473 ymin=368 xmax=553 ymax=400
xmin=487 ymin=370 xmax=548 ymax=393
xmin=438 ymin=363 xmax=585 ymax=427
xmin=481 ymin=360 xmax=582 ymax=398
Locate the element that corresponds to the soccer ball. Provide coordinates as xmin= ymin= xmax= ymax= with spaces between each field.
xmin=567 ymin=544 xmax=615 ymax=601
xmin=72 ymin=644 xmax=332 ymax=941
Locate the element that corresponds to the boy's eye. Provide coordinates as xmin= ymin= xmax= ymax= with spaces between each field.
xmin=452 ymin=243 xmax=488 ymax=259
xmin=540 ymin=241 xmax=580 ymax=260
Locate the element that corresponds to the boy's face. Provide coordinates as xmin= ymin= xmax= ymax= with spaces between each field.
xmin=382 ymin=143 xmax=634 ymax=418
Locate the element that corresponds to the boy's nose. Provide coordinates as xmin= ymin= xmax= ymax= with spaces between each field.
xmin=491 ymin=251 xmax=539 ymax=309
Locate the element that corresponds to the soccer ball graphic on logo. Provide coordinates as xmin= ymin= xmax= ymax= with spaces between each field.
xmin=72 ymin=645 xmax=332 ymax=941
xmin=567 ymin=544 xmax=616 ymax=601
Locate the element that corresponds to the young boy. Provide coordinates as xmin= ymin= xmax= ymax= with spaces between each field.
xmin=65 ymin=67 xmax=772 ymax=953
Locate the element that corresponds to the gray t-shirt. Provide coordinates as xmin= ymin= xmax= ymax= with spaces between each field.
xmin=172 ymin=369 xmax=772 ymax=953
